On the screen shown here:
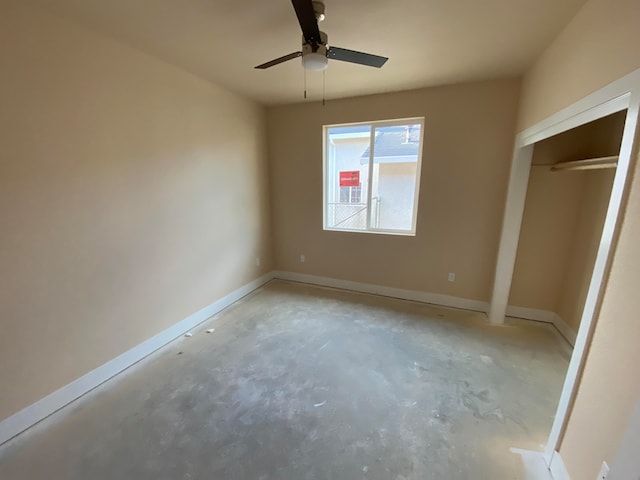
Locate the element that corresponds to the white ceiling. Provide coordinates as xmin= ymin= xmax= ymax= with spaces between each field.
xmin=33 ymin=0 xmax=587 ymax=106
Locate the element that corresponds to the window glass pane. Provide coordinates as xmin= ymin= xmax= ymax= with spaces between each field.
xmin=370 ymin=124 xmax=421 ymax=231
xmin=326 ymin=126 xmax=371 ymax=230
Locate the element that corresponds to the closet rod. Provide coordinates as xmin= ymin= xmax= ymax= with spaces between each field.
xmin=550 ymin=155 xmax=618 ymax=172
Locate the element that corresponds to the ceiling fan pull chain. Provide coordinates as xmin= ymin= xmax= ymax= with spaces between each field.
xmin=304 ymin=67 xmax=307 ymax=99
xmin=322 ymin=69 xmax=326 ymax=106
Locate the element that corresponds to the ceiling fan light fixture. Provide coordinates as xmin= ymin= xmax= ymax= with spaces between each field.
xmin=302 ymin=51 xmax=329 ymax=71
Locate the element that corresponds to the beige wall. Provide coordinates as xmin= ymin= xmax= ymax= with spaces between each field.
xmin=268 ymin=79 xmax=520 ymax=301
xmin=518 ymin=0 xmax=640 ymax=130
xmin=556 ymin=170 xmax=614 ymax=331
xmin=0 ymin=3 xmax=272 ymax=421
xmin=517 ymin=0 xmax=640 ymax=477
xmin=508 ymin=168 xmax=584 ymax=312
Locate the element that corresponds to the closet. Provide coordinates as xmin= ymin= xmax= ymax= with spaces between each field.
xmin=507 ymin=111 xmax=626 ymax=346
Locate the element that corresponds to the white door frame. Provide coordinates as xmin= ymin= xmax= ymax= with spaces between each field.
xmin=488 ymin=68 xmax=640 ymax=468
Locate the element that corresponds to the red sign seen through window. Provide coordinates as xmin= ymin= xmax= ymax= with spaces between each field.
xmin=339 ymin=171 xmax=360 ymax=187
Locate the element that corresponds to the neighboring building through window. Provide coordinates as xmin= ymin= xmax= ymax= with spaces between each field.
xmin=323 ymin=118 xmax=424 ymax=234
xmin=339 ymin=185 xmax=362 ymax=204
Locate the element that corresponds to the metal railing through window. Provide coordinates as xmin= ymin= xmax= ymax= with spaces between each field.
xmin=327 ymin=197 xmax=380 ymax=230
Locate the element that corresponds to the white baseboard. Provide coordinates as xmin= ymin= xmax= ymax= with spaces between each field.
xmin=273 ymin=272 xmax=578 ymax=349
xmin=510 ymin=448 xmax=571 ymax=479
xmin=510 ymin=448 xmax=554 ymax=480
xmin=0 ymin=272 xmax=275 ymax=446
xmin=549 ymin=450 xmax=570 ymax=479
xmin=273 ymin=271 xmax=490 ymax=313
xmin=506 ymin=306 xmax=577 ymax=347
xmin=552 ymin=314 xmax=577 ymax=347
xmin=506 ymin=305 xmax=556 ymax=324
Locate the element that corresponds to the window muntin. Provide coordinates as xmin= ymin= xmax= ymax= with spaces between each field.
xmin=323 ymin=118 xmax=424 ymax=235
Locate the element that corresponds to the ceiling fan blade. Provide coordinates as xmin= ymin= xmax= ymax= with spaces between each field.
xmin=255 ymin=52 xmax=303 ymax=69
xmin=291 ymin=0 xmax=322 ymax=45
xmin=327 ymin=46 xmax=388 ymax=68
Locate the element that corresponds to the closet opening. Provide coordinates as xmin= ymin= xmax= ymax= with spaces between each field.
xmin=508 ymin=111 xmax=626 ymax=348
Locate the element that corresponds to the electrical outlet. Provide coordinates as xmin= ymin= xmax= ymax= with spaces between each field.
xmin=448 ymin=272 xmax=455 ymax=282
xmin=255 ymin=257 xmax=261 ymax=267
xmin=300 ymin=254 xmax=305 ymax=263
xmin=597 ymin=461 xmax=609 ymax=479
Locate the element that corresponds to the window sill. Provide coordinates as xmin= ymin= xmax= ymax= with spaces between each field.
xmin=323 ymin=227 xmax=416 ymax=237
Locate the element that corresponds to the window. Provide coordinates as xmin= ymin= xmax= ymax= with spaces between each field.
xmin=323 ymin=118 xmax=424 ymax=235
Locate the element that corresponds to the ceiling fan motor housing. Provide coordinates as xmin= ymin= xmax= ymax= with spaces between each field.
xmin=302 ymin=31 xmax=328 ymax=70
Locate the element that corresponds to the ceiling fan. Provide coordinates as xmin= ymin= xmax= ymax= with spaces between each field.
xmin=255 ymin=0 xmax=388 ymax=71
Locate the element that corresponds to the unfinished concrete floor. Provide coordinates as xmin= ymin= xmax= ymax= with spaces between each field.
xmin=0 ymin=280 xmax=569 ymax=479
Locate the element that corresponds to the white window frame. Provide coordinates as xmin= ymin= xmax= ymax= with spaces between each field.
xmin=322 ymin=117 xmax=425 ymax=236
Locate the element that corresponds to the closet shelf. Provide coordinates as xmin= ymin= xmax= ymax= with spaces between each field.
xmin=550 ymin=156 xmax=618 ymax=171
